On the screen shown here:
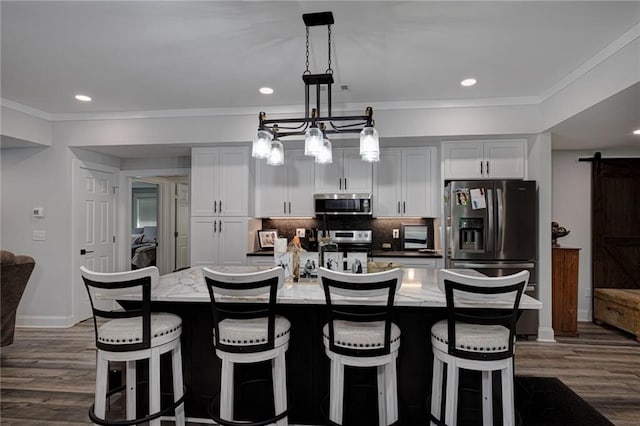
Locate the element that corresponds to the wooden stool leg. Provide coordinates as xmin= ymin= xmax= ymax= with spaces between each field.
xmin=126 ymin=360 xmax=136 ymax=421
xmin=172 ymin=343 xmax=185 ymax=425
xmin=502 ymin=361 xmax=515 ymax=426
xmin=329 ymin=358 xmax=344 ymax=425
xmin=430 ymin=356 xmax=444 ymax=426
xmin=385 ymin=357 xmax=399 ymax=425
xmin=149 ymin=348 xmax=161 ymax=426
xmin=482 ymin=370 xmax=493 ymax=426
xmin=444 ymin=360 xmax=459 ymax=426
xmin=94 ymin=351 xmax=108 ymax=424
xmin=220 ymin=357 xmax=235 ymax=421
xmin=377 ymin=365 xmax=387 ymax=426
xmin=272 ymin=351 xmax=288 ymax=426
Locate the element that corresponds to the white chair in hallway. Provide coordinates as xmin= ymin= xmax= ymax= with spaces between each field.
xmin=203 ymin=266 xmax=289 ymax=426
xmin=318 ymin=267 xmax=404 ymax=426
xmin=429 ymin=269 xmax=529 ymax=426
xmin=80 ymin=266 xmax=185 ymax=426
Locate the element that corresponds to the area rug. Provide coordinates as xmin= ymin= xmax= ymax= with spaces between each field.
xmin=513 ymin=375 xmax=614 ymax=426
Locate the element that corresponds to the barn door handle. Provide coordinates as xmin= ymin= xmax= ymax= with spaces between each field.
xmin=80 ymin=249 xmax=94 ymax=255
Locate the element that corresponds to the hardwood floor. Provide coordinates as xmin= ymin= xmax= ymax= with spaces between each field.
xmin=1 ymin=320 xmax=639 ymax=425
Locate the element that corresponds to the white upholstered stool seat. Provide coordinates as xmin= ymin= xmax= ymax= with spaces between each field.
xmin=203 ymin=266 xmax=289 ymax=426
xmin=431 ymin=321 xmax=511 ymax=354
xmin=97 ymin=313 xmax=182 ymax=347
xmin=322 ymin=320 xmax=401 ymax=352
xmin=216 ymin=315 xmax=291 ymax=347
xmin=318 ymin=267 xmax=404 ymax=426
xmin=429 ymin=269 xmax=529 ymax=426
xmin=80 ymin=266 xmax=185 ymax=426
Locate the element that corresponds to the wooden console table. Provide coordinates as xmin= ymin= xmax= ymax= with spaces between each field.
xmin=552 ymin=246 xmax=580 ymax=336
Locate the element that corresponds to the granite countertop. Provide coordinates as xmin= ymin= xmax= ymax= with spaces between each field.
xmin=139 ymin=266 xmax=542 ymax=310
xmin=247 ymin=250 xmax=442 ymax=258
xmin=371 ymin=250 xmax=442 ymax=258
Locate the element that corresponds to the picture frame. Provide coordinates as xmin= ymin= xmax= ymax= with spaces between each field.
xmin=257 ymin=229 xmax=278 ymax=250
xmin=323 ymin=252 xmax=344 ymax=271
xmin=299 ymin=252 xmax=319 ymax=279
xmin=346 ymin=252 xmax=367 ymax=274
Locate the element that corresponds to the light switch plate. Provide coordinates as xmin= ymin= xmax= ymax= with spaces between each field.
xmin=296 ymin=228 xmax=306 ymax=238
xmin=32 ymin=230 xmax=46 ymax=241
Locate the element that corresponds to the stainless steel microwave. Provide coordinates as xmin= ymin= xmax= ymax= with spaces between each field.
xmin=314 ymin=193 xmax=372 ymax=216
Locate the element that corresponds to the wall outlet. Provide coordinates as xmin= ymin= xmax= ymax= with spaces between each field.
xmin=32 ymin=230 xmax=46 ymax=241
xmin=392 ymin=229 xmax=399 ymax=239
xmin=296 ymin=228 xmax=306 ymax=238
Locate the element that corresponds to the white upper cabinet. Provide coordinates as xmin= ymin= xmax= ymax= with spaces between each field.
xmin=374 ymin=147 xmax=437 ymax=217
xmin=191 ymin=146 xmax=249 ymax=216
xmin=257 ymin=149 xmax=315 ymax=217
xmin=442 ymin=139 xmax=526 ymax=179
xmin=315 ymin=148 xmax=373 ymax=194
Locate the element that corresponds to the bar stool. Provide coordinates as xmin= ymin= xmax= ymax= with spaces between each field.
xmin=318 ymin=267 xmax=404 ymax=426
xmin=80 ymin=266 xmax=185 ymax=426
xmin=203 ymin=266 xmax=289 ymax=426
xmin=429 ymin=269 xmax=529 ymax=426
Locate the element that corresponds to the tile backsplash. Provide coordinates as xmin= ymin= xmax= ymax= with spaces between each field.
xmin=261 ymin=217 xmax=436 ymax=252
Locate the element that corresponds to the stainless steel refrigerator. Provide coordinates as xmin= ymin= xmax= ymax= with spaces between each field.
xmin=445 ymin=180 xmax=538 ymax=335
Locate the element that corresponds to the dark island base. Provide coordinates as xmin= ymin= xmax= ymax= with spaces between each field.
xmin=141 ymin=301 xmax=447 ymax=425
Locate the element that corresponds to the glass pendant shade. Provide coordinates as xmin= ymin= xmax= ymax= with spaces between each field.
xmin=359 ymin=126 xmax=380 ymax=162
xmin=315 ymin=137 xmax=332 ymax=164
xmin=252 ymin=129 xmax=273 ymax=159
xmin=266 ymin=138 xmax=284 ymax=166
xmin=361 ymin=150 xmax=380 ymax=163
xmin=304 ymin=126 xmax=324 ymax=157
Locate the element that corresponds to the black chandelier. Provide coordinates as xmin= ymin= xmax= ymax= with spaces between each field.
xmin=252 ymin=11 xmax=379 ymax=166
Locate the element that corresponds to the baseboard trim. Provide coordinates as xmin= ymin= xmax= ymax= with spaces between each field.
xmin=16 ymin=314 xmax=76 ymax=328
xmin=536 ymin=325 xmax=556 ymax=342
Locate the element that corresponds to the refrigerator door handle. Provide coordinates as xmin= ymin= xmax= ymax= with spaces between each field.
xmin=452 ymin=262 xmax=535 ymax=269
xmin=487 ymin=188 xmax=494 ymax=253
xmin=496 ymin=187 xmax=504 ymax=252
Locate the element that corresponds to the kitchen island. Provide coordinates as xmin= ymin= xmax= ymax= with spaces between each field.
xmin=141 ymin=266 xmax=541 ymax=424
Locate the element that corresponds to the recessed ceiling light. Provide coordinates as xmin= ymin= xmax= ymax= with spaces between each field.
xmin=460 ymin=78 xmax=477 ymax=87
xmin=633 ymin=129 xmax=640 ymax=135
xmin=259 ymin=87 xmax=274 ymax=95
xmin=75 ymin=94 xmax=92 ymax=102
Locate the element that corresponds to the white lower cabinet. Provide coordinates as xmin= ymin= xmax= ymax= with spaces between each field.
xmin=247 ymin=256 xmax=275 ymax=266
xmin=372 ymin=256 xmax=440 ymax=269
xmin=190 ymin=217 xmax=247 ymax=266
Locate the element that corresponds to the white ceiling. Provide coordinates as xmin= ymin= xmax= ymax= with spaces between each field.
xmin=2 ymin=1 xmax=639 ymax=156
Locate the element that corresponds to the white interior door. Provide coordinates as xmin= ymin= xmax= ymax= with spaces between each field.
xmin=76 ymin=165 xmax=117 ymax=321
xmin=174 ymin=183 xmax=190 ymax=270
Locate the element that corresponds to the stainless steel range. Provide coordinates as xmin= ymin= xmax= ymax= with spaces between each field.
xmin=320 ymin=230 xmax=372 ymax=272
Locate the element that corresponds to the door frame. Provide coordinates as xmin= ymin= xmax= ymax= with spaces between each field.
xmin=118 ymin=168 xmax=190 ymax=274
xmin=72 ymin=159 xmax=119 ymax=325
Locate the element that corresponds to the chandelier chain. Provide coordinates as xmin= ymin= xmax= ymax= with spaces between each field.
xmin=304 ymin=26 xmax=310 ymax=75
xmin=327 ymin=25 xmax=332 ymax=74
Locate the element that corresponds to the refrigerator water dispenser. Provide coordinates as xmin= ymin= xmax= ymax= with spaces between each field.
xmin=458 ymin=218 xmax=484 ymax=252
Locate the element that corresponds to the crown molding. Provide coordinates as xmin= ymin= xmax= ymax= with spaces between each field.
xmin=1 ymin=98 xmax=51 ymax=121
xmin=540 ymin=22 xmax=640 ymax=102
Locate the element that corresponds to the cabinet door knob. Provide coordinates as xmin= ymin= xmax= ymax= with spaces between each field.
xmin=403 ymin=201 xmax=406 ymax=214
xmin=486 ymin=161 xmax=489 ymax=175
xmin=219 ymin=220 xmax=222 ymax=232
xmin=219 ymin=200 xmax=222 ymax=213
xmin=344 ymin=178 xmax=347 ymax=191
xmin=284 ymin=201 xmax=287 ymax=214
xmin=288 ymin=202 xmax=291 ymax=214
xmin=480 ymin=161 xmax=484 ymax=175
xmin=214 ymin=221 xmax=217 ymax=232
xmin=397 ymin=201 xmax=401 ymax=214
xmin=339 ymin=178 xmax=342 ymax=191
xmin=213 ymin=200 xmax=217 ymax=213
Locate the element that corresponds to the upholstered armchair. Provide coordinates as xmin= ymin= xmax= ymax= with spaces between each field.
xmin=1 ymin=250 xmax=35 ymax=346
